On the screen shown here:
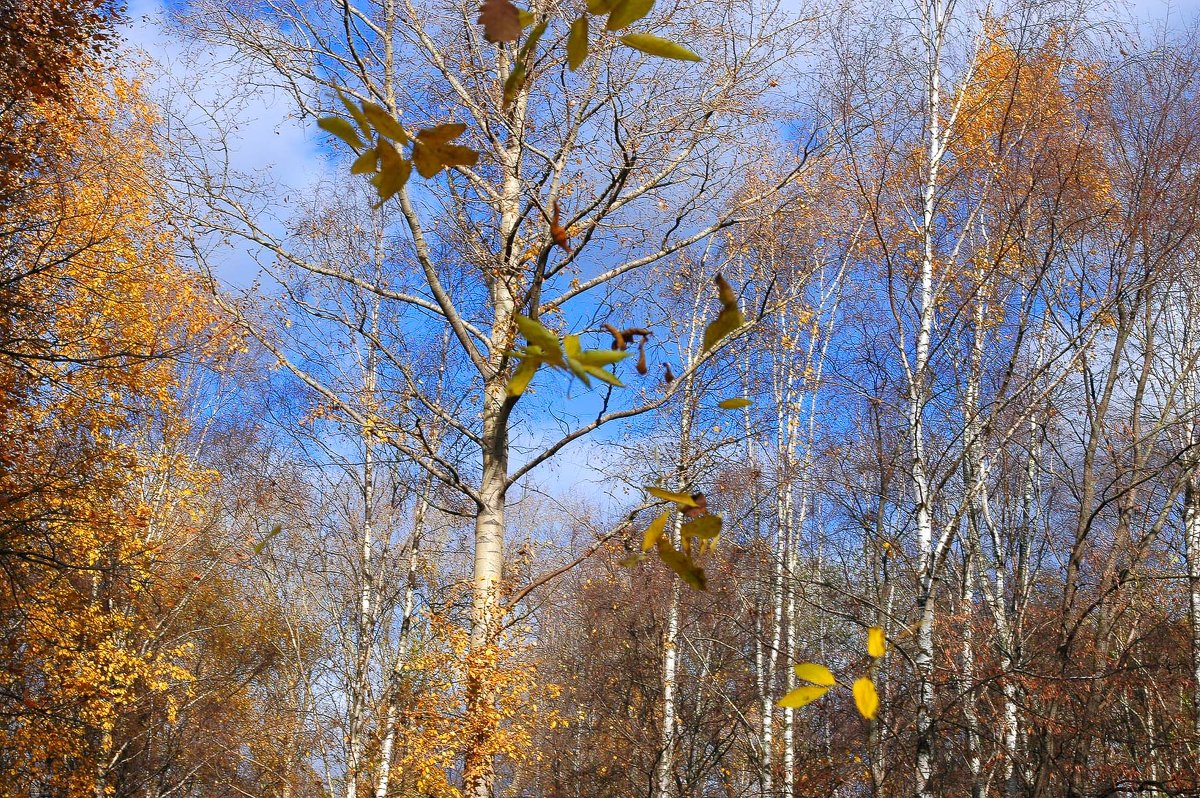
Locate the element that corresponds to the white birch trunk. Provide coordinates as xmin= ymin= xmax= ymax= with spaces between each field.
xmin=657 ymin=389 xmax=696 ymax=798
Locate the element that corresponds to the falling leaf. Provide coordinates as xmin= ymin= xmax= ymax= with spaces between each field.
xmin=645 ymin=486 xmax=698 ymax=506
xmin=574 ymin=347 xmax=627 ymax=367
xmin=718 ymin=397 xmax=752 ymax=409
xmin=253 ymin=524 xmax=282 ymax=555
xmin=868 ymin=626 xmax=887 ymax=658
xmin=618 ymin=33 xmax=702 ymax=62
xmin=515 ymin=315 xmax=563 ymax=364
xmin=681 ymin=492 xmax=708 ymax=519
xmin=715 ymin=272 xmax=737 ymax=305
xmin=681 ymin=514 xmax=721 ymax=540
xmin=618 ymin=552 xmax=646 ymax=567
xmin=478 ymin=0 xmax=522 ymax=43
xmin=360 ymin=101 xmax=409 ymax=143
xmin=351 ymin=148 xmax=378 ymax=175
xmin=506 ymin=357 xmax=539 ymax=396
xmin=518 ymin=19 xmax=548 ymax=60
xmin=372 ymin=139 xmax=411 ymax=205
xmin=567 ymin=16 xmax=589 ymax=71
xmin=412 ymin=123 xmax=478 ymax=178
xmin=702 ymin=304 xmax=744 ymax=351
xmin=586 ymin=0 xmax=618 ymax=12
xmin=503 ymin=60 xmax=527 ymax=109
xmin=337 ymin=89 xmax=372 ymax=137
xmin=793 ymin=662 xmax=836 ymax=686
xmin=656 ymin=537 xmax=706 ymax=590
xmin=550 ymin=200 xmax=570 ymax=251
xmin=317 ymin=116 xmax=364 ymax=150
xmin=641 ymin=511 xmax=669 ymax=551
xmin=777 ymin=684 xmax=831 ymax=709
xmin=853 ymin=677 xmax=879 ymax=720
xmin=606 ymin=0 xmax=654 ymax=31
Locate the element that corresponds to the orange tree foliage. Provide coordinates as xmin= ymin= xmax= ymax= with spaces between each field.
xmin=0 ymin=0 xmax=123 ymax=208
xmin=0 ymin=57 xmax=233 ymax=796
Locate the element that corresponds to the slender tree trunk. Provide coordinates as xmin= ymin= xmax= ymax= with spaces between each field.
xmin=374 ymin=492 xmax=428 ymax=798
xmin=464 ymin=45 xmax=525 ymax=797
xmin=1186 ymin=480 xmax=1200 ymax=742
xmin=657 ymin=391 xmax=695 ymax=798
xmin=657 ymin=537 xmax=682 ymax=798
xmin=913 ymin=3 xmax=947 ymax=792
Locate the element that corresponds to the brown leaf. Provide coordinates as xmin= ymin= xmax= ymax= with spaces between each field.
xmin=478 ymin=0 xmax=522 ymax=43
xmin=551 ymin=200 xmax=570 ymax=251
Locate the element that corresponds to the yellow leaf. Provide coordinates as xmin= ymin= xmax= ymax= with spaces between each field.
xmin=618 ymin=552 xmax=645 ymax=568
xmin=565 ymin=355 xmax=592 ymax=386
xmin=567 ymin=16 xmax=589 ymax=71
xmin=412 ymin=124 xmax=478 ymax=178
xmin=516 ymin=7 xmax=536 ymax=26
xmin=655 ymin=538 xmax=706 ymax=590
xmin=702 ymin=305 xmax=745 ymax=352
xmin=606 ymin=0 xmax=654 ymax=31
xmin=351 ymin=148 xmax=378 ymax=174
xmin=645 ymin=486 xmax=697 ymax=506
xmin=718 ymin=397 xmax=752 ymax=409
xmin=581 ymin=364 xmax=624 ymax=387
xmin=372 ymin=139 xmax=411 ymax=205
xmin=576 ymin=347 xmax=628 ymax=367
xmin=777 ymin=684 xmax=830 ymax=709
xmin=868 ymin=626 xmax=887 ymax=658
xmin=586 ymin=0 xmax=617 ymax=12
xmin=506 ymin=358 xmax=539 ymax=396
xmin=518 ymin=19 xmax=548 ymax=60
xmin=681 ymin=514 xmax=721 ymax=540
xmin=318 ymin=116 xmax=364 ymax=150
xmin=337 ymin=89 xmax=372 ymax=137
xmin=641 ymin=511 xmax=669 ymax=551
xmin=253 ymin=524 xmax=282 ymax=555
xmin=618 ymin=33 xmax=702 ymax=62
xmin=360 ymin=101 xmax=409 ymax=143
xmin=418 ymin=122 xmax=468 ymax=145
xmin=503 ymin=61 xmax=527 ymax=109
xmin=515 ymin=315 xmax=563 ymax=363
xmin=793 ymin=662 xmax=836 ymax=686
xmin=853 ymin=677 xmax=879 ymax=720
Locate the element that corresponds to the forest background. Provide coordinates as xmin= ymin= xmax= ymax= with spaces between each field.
xmin=5 ymin=0 xmax=1200 ymax=795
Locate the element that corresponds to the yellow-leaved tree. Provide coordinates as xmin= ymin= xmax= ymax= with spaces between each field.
xmin=0 ymin=54 xmax=233 ymax=796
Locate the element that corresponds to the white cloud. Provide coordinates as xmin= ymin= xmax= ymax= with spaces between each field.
xmin=121 ymin=0 xmax=327 ymax=286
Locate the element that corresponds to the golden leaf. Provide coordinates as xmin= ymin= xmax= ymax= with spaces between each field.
xmin=253 ymin=524 xmax=282 ymax=555
xmin=645 ymin=486 xmax=698 ymax=506
xmin=718 ymin=397 xmax=752 ymax=409
xmin=681 ymin=514 xmax=721 ymax=540
xmin=853 ymin=677 xmax=879 ymax=720
xmin=360 ymin=101 xmax=409 ymax=143
xmin=412 ymin=124 xmax=478 ymax=178
xmin=318 ymin=116 xmax=364 ymax=150
xmin=868 ymin=626 xmax=887 ymax=658
xmin=777 ymin=684 xmax=830 ymax=709
xmin=515 ymin=315 xmax=563 ymax=363
xmin=793 ymin=662 xmax=836 ymax=686
xmin=506 ymin=358 xmax=539 ymax=397
xmin=606 ymin=0 xmax=654 ymax=31
xmin=641 ymin=511 xmax=670 ymax=552
xmin=618 ymin=33 xmax=702 ymax=62
xmin=655 ymin=538 xmax=707 ymax=590
xmin=567 ymin=16 xmax=589 ymax=71
xmin=350 ymin=148 xmax=378 ymax=175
